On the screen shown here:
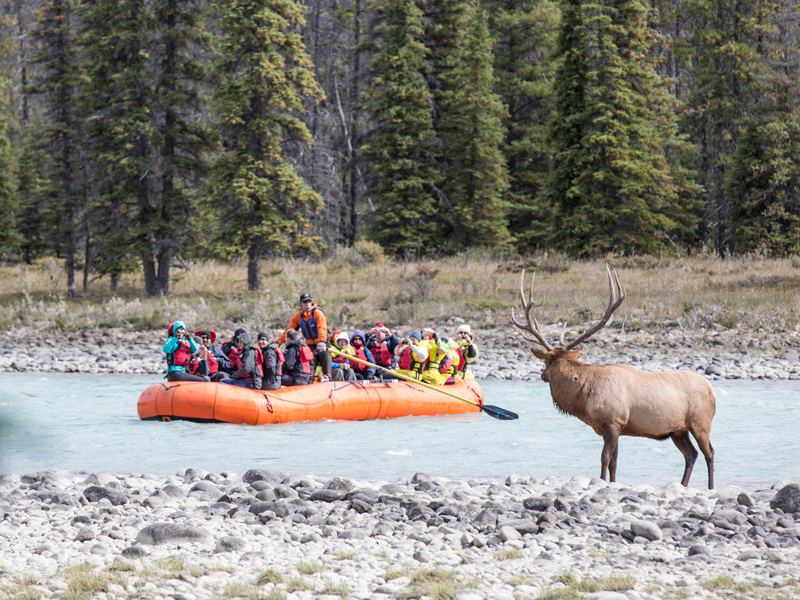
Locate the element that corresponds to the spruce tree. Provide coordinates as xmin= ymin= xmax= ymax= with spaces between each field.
xmin=29 ymin=0 xmax=84 ymax=296
xmin=211 ymin=0 xmax=324 ymax=290
xmin=362 ymin=0 xmax=440 ymax=257
xmin=147 ymin=0 xmax=215 ymax=295
xmin=81 ymin=0 xmax=154 ymax=290
xmin=0 ymin=20 xmax=20 ymax=261
xmin=540 ymin=0 xmax=697 ymax=256
xmin=484 ymin=0 xmax=558 ymax=251
xmin=438 ymin=4 xmax=510 ymax=249
xmin=15 ymin=124 xmax=49 ymax=264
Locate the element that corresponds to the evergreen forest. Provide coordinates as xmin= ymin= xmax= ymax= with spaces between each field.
xmin=0 ymin=0 xmax=798 ymax=295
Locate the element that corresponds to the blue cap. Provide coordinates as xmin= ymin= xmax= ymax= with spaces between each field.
xmin=409 ymin=330 xmax=422 ymax=341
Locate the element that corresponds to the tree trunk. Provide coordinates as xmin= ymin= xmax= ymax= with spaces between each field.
xmin=83 ymin=229 xmax=90 ymax=292
xmin=347 ymin=0 xmax=362 ymax=247
xmin=247 ymin=235 xmax=263 ymax=290
xmin=157 ymin=241 xmax=170 ymax=295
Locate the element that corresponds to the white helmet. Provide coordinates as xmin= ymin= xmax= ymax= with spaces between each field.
xmin=335 ymin=332 xmax=350 ymax=345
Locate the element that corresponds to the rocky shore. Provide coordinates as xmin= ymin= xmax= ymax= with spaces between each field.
xmin=2 ymin=469 xmax=800 ymax=600
xmin=0 ymin=323 xmax=799 ymax=381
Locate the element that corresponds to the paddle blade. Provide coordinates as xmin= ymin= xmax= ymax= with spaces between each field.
xmin=480 ymin=404 xmax=519 ymax=420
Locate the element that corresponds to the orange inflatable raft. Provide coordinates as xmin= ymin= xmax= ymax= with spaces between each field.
xmin=138 ymin=379 xmax=484 ymax=425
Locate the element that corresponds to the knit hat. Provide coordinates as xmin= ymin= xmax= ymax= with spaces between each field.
xmin=352 ymin=330 xmax=366 ymax=342
xmin=233 ymin=328 xmax=246 ymax=339
xmin=456 ymin=324 xmax=471 ymax=335
xmin=409 ymin=331 xmax=422 ymax=341
xmin=300 ymin=292 xmax=313 ymax=303
xmin=257 ymin=332 xmax=269 ymax=341
xmin=375 ymin=322 xmax=385 ymax=328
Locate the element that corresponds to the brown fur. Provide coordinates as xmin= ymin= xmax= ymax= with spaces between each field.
xmin=532 ymin=347 xmax=717 ymax=488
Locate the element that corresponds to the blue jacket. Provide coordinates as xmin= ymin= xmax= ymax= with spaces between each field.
xmin=163 ymin=336 xmax=199 ymax=373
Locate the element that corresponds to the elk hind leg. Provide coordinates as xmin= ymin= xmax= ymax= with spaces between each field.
xmin=601 ymin=425 xmax=621 ymax=482
xmin=691 ymin=429 xmax=715 ymax=490
xmin=670 ymin=431 xmax=698 ymax=487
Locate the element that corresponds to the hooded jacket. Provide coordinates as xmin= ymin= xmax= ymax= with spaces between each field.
xmin=162 ymin=320 xmax=199 ymax=373
xmin=229 ymin=332 xmax=263 ymax=389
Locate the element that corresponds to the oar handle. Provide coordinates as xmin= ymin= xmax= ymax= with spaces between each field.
xmin=328 ymin=346 xmax=481 ymax=407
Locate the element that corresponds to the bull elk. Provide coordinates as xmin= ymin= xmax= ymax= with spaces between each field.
xmin=513 ymin=266 xmax=716 ymax=489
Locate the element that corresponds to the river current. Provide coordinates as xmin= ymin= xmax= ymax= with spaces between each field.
xmin=0 ymin=373 xmax=797 ymax=489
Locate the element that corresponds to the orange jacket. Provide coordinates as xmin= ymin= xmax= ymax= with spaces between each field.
xmin=276 ymin=303 xmax=329 ymax=346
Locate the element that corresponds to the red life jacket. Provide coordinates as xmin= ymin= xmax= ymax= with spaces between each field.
xmin=351 ymin=347 xmax=369 ymax=372
xmin=371 ymin=342 xmax=392 ymax=367
xmin=228 ymin=346 xmax=240 ymax=365
xmin=235 ymin=348 xmax=264 ymax=378
xmin=332 ymin=350 xmax=350 ymax=366
xmin=207 ymin=353 xmax=219 ymax=375
xmin=398 ymin=346 xmax=427 ymax=376
xmin=170 ymin=340 xmax=192 ymax=367
xmin=290 ymin=345 xmax=314 ymax=376
xmin=456 ymin=346 xmax=473 ymax=374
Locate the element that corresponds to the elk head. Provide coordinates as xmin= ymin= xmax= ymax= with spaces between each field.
xmin=511 ymin=265 xmax=625 ymax=380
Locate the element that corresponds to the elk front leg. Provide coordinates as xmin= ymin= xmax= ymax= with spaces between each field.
xmin=670 ymin=431 xmax=698 ymax=487
xmin=601 ymin=425 xmax=621 ymax=482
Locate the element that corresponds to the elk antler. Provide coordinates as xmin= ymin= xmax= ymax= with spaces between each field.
xmin=511 ymin=270 xmax=554 ymax=351
xmin=563 ymin=264 xmax=625 ymax=350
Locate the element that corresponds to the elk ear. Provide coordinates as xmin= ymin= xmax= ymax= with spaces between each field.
xmin=531 ymin=348 xmax=548 ymax=360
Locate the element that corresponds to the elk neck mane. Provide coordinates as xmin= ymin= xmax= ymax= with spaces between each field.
xmin=546 ymin=350 xmax=594 ymax=422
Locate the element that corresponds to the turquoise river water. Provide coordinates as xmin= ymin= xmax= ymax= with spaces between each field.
xmin=0 ymin=373 xmax=797 ymax=489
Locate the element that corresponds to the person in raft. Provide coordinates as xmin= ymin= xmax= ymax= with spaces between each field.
xmin=256 ymin=332 xmax=284 ymax=390
xmin=219 ymin=330 xmax=263 ymax=389
xmin=218 ymin=328 xmax=246 ymax=376
xmin=453 ymin=324 xmax=479 ymax=381
xmin=196 ymin=330 xmax=232 ymax=376
xmin=163 ymin=321 xmax=205 ymax=382
xmin=330 ymin=332 xmax=358 ymax=382
xmin=367 ymin=322 xmax=400 ymax=370
xmin=383 ymin=330 xmax=428 ymax=381
xmin=349 ymin=331 xmax=376 ymax=380
xmin=281 ymin=329 xmax=314 ymax=386
xmin=187 ymin=335 xmax=214 ymax=381
xmin=276 ymin=292 xmax=332 ymax=382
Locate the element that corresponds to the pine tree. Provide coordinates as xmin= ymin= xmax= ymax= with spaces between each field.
xmin=211 ymin=0 xmax=324 ymax=290
xmin=15 ymin=124 xmax=49 ymax=264
xmin=540 ymin=0 xmax=698 ymax=256
xmin=81 ymin=0 xmax=155 ymax=291
xmin=438 ymin=4 xmax=510 ymax=249
xmin=362 ymin=0 xmax=440 ymax=257
xmin=484 ymin=0 xmax=558 ymax=251
xmin=147 ymin=0 xmax=215 ymax=295
xmin=29 ymin=0 xmax=84 ymax=296
xmin=0 ymin=17 xmax=20 ymax=261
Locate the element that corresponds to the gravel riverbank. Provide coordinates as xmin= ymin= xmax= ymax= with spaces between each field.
xmin=2 ymin=469 xmax=800 ymax=600
xmin=1 ymin=323 xmax=799 ymax=381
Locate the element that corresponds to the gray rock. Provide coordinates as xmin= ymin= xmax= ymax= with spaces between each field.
xmin=121 ymin=546 xmax=148 ymax=559
xmin=75 ymin=527 xmax=96 ymax=542
xmin=373 ymin=522 xmax=394 ymax=537
xmin=273 ymin=485 xmax=298 ymax=499
xmin=250 ymin=480 xmax=272 ymax=492
xmin=82 ymin=486 xmax=127 ymax=506
xmin=412 ymin=549 xmax=429 ymax=562
xmin=257 ymin=511 xmax=276 ymax=523
xmin=705 ymin=364 xmax=724 ymax=376
xmin=243 ymin=469 xmax=283 ymax=486
xmin=688 ymin=545 xmax=712 ymax=557
xmin=523 ymin=496 xmax=554 ymax=511
xmin=161 ymin=484 xmax=185 ymax=498
xmin=350 ymin=498 xmax=372 ymax=514
xmin=737 ymin=550 xmax=761 ymax=561
xmin=325 ymin=477 xmax=354 ymax=492
xmin=215 ymin=536 xmax=246 ymax=553
xmin=255 ymin=489 xmax=276 ymax=502
xmin=310 ymin=489 xmax=345 ymax=502
xmin=737 ymin=492 xmax=755 ymax=507
xmin=136 ymin=523 xmax=213 ymax=546
xmin=338 ymin=528 xmax=369 ymax=540
xmin=498 ymin=525 xmax=522 ymax=542
xmin=472 ymin=509 xmax=497 ymax=530
xmin=771 ymin=484 xmax=800 ymax=513
xmin=248 ymin=501 xmax=276 ymax=516
xmin=498 ymin=518 xmax=539 ymax=535
xmin=631 ymin=520 xmax=662 ymax=542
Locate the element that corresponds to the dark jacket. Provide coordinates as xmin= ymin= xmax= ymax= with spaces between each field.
xmin=367 ymin=333 xmax=400 ymax=368
xmin=283 ymin=338 xmax=312 ymax=384
xmin=229 ymin=332 xmax=262 ymax=390
xmin=262 ymin=343 xmax=282 ymax=388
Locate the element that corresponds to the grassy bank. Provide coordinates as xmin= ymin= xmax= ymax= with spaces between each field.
xmin=0 ymin=252 xmax=798 ymax=338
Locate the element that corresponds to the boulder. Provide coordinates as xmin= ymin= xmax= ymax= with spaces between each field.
xmin=243 ymin=469 xmax=283 ymax=486
xmin=771 ymin=484 xmax=800 ymax=513
xmin=82 ymin=486 xmax=127 ymax=506
xmin=498 ymin=525 xmax=522 ymax=542
xmin=310 ymin=489 xmax=345 ymax=502
xmin=498 ymin=518 xmax=539 ymax=535
xmin=120 ymin=546 xmax=148 ymax=559
xmin=215 ymin=536 xmax=247 ymax=553
xmin=631 ymin=520 xmax=662 ymax=542
xmin=523 ymin=496 xmax=554 ymax=511
xmin=136 ymin=523 xmax=213 ymax=546
xmin=325 ymin=477 xmax=354 ymax=492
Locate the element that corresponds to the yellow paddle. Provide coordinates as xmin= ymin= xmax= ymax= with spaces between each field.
xmin=328 ymin=346 xmax=519 ymax=421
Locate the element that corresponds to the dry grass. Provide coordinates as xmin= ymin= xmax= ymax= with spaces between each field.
xmin=1 ymin=252 xmax=799 ymax=339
